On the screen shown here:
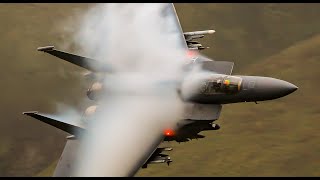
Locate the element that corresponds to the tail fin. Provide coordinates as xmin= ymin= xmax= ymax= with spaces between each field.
xmin=22 ymin=111 xmax=85 ymax=135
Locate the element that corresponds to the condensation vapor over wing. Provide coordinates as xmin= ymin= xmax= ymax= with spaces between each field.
xmin=161 ymin=3 xmax=188 ymax=50
xmin=69 ymin=3 xmax=189 ymax=177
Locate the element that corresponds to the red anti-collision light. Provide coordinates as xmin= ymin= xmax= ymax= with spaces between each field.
xmin=164 ymin=129 xmax=175 ymax=137
xmin=186 ymin=50 xmax=197 ymax=58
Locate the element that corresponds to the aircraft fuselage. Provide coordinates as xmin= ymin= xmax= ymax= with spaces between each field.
xmin=182 ymin=73 xmax=298 ymax=104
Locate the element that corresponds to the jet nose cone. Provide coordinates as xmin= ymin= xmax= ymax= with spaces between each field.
xmin=285 ymin=82 xmax=298 ymax=94
xmin=273 ymin=80 xmax=298 ymax=97
xmin=255 ymin=77 xmax=298 ymax=100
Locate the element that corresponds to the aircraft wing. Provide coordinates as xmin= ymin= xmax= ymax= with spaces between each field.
xmin=37 ymin=46 xmax=113 ymax=73
xmin=22 ymin=111 xmax=85 ymax=177
xmin=163 ymin=3 xmax=189 ymax=50
xmin=53 ymin=137 xmax=80 ymax=177
xmin=22 ymin=111 xmax=85 ymax=135
xmin=37 ymin=4 xmax=186 ymax=73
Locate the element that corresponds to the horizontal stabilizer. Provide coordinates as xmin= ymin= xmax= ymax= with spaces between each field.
xmin=37 ymin=46 xmax=112 ymax=72
xmin=22 ymin=111 xmax=85 ymax=135
xmin=53 ymin=139 xmax=80 ymax=177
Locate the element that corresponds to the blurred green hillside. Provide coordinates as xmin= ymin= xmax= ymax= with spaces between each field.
xmin=0 ymin=3 xmax=319 ymax=176
xmin=0 ymin=3 xmax=90 ymax=176
xmin=177 ymin=3 xmax=320 ymax=73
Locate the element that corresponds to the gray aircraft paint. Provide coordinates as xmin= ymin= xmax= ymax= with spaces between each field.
xmin=23 ymin=3 xmax=298 ymax=177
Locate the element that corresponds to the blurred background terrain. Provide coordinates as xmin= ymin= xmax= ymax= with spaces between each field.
xmin=0 ymin=3 xmax=319 ymax=176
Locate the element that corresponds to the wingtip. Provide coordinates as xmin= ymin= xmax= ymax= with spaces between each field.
xmin=37 ymin=46 xmax=55 ymax=52
xmin=22 ymin=111 xmax=38 ymax=115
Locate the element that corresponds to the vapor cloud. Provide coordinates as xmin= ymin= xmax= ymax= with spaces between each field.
xmin=65 ymin=3 xmax=189 ymax=176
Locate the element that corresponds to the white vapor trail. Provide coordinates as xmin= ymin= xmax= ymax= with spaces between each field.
xmin=67 ymin=3 xmax=190 ymax=176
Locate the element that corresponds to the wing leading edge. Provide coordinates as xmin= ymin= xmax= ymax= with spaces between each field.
xmin=37 ymin=46 xmax=112 ymax=72
xmin=22 ymin=111 xmax=85 ymax=135
xmin=162 ymin=3 xmax=189 ymax=50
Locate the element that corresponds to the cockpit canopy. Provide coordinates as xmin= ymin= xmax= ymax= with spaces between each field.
xmin=200 ymin=75 xmax=242 ymax=94
xmin=221 ymin=76 xmax=242 ymax=93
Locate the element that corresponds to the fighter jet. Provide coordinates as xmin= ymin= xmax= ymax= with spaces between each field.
xmin=23 ymin=3 xmax=297 ymax=176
